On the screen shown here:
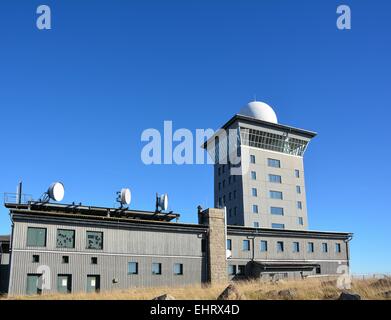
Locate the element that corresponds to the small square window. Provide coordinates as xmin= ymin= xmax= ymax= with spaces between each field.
xmin=237 ymin=265 xmax=246 ymax=275
xmin=128 ymin=262 xmax=138 ymax=275
xmin=253 ymin=222 xmax=259 ymax=228
xmin=152 ymin=263 xmax=162 ymax=275
xmin=91 ymin=257 xmax=98 ymax=265
xmin=174 ymin=263 xmax=183 ymax=275
xmin=32 ymin=255 xmax=40 ymax=263
xmin=62 ymin=256 xmax=69 ymax=264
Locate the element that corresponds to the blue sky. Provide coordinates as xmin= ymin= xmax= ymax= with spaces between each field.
xmin=0 ymin=0 xmax=390 ymax=274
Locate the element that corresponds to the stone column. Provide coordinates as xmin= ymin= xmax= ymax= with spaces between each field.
xmin=202 ymin=208 xmax=227 ymax=285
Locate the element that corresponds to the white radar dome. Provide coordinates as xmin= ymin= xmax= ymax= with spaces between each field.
xmin=238 ymin=101 xmax=278 ymax=124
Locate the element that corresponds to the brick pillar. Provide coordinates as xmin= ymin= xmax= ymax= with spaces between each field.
xmin=202 ymin=208 xmax=227 ymax=285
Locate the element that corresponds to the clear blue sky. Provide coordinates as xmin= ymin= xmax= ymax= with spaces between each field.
xmin=0 ymin=0 xmax=390 ymax=274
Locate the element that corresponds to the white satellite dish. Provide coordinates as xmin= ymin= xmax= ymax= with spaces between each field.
xmin=119 ymin=188 xmax=131 ymax=205
xmin=157 ymin=193 xmax=168 ymax=211
xmin=226 ymin=249 xmax=232 ymax=259
xmin=47 ymin=182 xmax=65 ymax=202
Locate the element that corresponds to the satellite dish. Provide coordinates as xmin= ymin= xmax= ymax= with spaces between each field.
xmin=47 ymin=182 xmax=65 ymax=202
xmin=156 ymin=193 xmax=168 ymax=212
xmin=226 ymin=249 xmax=232 ymax=259
xmin=120 ymin=188 xmax=131 ymax=205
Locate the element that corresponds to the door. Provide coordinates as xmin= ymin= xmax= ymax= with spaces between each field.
xmin=26 ymin=274 xmax=42 ymax=295
xmin=87 ymin=275 xmax=100 ymax=293
xmin=57 ymin=274 xmax=72 ymax=294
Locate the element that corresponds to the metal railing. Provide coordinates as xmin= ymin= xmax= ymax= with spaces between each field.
xmin=3 ymin=192 xmax=33 ymax=205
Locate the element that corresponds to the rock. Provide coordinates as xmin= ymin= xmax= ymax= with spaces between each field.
xmin=337 ymin=292 xmax=361 ymax=300
xmin=217 ymin=284 xmax=243 ymax=300
xmin=382 ymin=291 xmax=391 ymax=299
xmin=278 ymin=289 xmax=297 ymax=300
xmin=152 ymin=294 xmax=175 ymax=300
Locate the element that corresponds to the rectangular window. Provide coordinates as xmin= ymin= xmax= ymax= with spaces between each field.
xmin=293 ymin=242 xmax=300 ymax=253
xmin=296 ymin=186 xmax=301 ymax=194
xmin=86 ymin=231 xmax=103 ymax=250
xmin=27 ymin=227 xmax=46 ymax=247
xmin=26 ymin=274 xmax=42 ymax=295
xmin=297 ymin=201 xmax=302 ymax=209
xmin=307 ymin=242 xmax=314 ymax=253
xmin=253 ymin=222 xmax=259 ymax=228
xmin=57 ymin=274 xmax=72 ymax=294
xmin=227 ymin=239 xmax=232 ymax=250
xmin=298 ymin=217 xmax=304 ymax=225
xmin=251 ymin=188 xmax=257 ymax=197
xmin=270 ymin=191 xmax=283 ymax=199
xmin=237 ymin=265 xmax=245 ymax=275
xmin=242 ymin=240 xmax=250 ymax=251
xmin=233 ymin=191 xmax=237 ymax=199
xmin=252 ymin=204 xmax=259 ymax=214
xmin=277 ymin=241 xmax=284 ymax=252
xmin=322 ymin=243 xmax=328 ymax=253
xmin=316 ymin=266 xmax=321 ymax=274
xmin=295 ymin=169 xmax=300 ymax=178
xmin=91 ymin=257 xmax=98 ymax=265
xmin=57 ymin=229 xmax=75 ymax=249
xmin=218 ymin=197 xmax=222 ymax=207
xmin=250 ymin=155 xmax=256 ymax=164
xmin=251 ymin=171 xmax=257 ymax=180
xmin=272 ymin=223 xmax=285 ymax=229
xmin=223 ymin=180 xmax=226 ymax=188
xmin=335 ymin=243 xmax=341 ymax=253
xmin=228 ymin=265 xmax=236 ymax=275
xmin=268 ymin=158 xmax=281 ymax=168
xmin=229 ymin=192 xmax=232 ymax=201
xmin=218 ymin=167 xmax=221 ymax=176
xmin=270 ymin=207 xmax=284 ymax=215
xmin=218 ymin=182 xmax=221 ymax=191
xmin=174 ymin=263 xmax=183 ymax=275
xmin=62 ymin=256 xmax=69 ymax=264
xmin=223 ymin=195 xmax=226 ymax=205
xmin=260 ymin=240 xmax=268 ymax=252
xmin=152 ymin=263 xmax=162 ymax=275
xmin=268 ymin=174 xmax=282 ymax=183
xmin=32 ymin=255 xmax=40 ymax=263
xmin=228 ymin=208 xmax=232 ymax=217
xmin=234 ymin=207 xmax=237 ymax=216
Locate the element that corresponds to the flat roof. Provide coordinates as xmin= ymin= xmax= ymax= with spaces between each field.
xmin=5 ymin=202 xmax=180 ymax=222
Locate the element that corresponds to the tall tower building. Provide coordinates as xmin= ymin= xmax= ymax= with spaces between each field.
xmin=207 ymin=101 xmax=316 ymax=230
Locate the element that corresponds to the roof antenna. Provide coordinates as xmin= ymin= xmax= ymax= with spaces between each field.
xmin=253 ymin=94 xmax=257 ymax=102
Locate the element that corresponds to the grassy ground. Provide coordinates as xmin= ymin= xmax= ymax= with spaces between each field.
xmin=3 ymin=277 xmax=391 ymax=300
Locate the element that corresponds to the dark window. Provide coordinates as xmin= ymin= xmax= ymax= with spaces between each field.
xmin=272 ymin=223 xmax=285 ymax=229
xmin=62 ymin=256 xmax=69 ymax=264
xmin=174 ymin=263 xmax=183 ymax=275
xmin=128 ymin=262 xmax=138 ymax=274
xmin=91 ymin=257 xmax=98 ymax=265
xmin=322 ymin=243 xmax=328 ymax=253
xmin=316 ymin=266 xmax=321 ymax=274
xmin=228 ymin=265 xmax=236 ymax=275
xmin=152 ymin=263 xmax=162 ymax=275
xmin=268 ymin=158 xmax=281 ymax=168
xmin=227 ymin=239 xmax=232 ymax=250
xmin=27 ymin=227 xmax=46 ymax=247
xmin=201 ymin=239 xmax=206 ymax=253
xmin=250 ymin=155 xmax=256 ymax=164
xmin=336 ymin=243 xmax=341 ymax=253
xmin=57 ymin=274 xmax=72 ymax=294
xmin=296 ymin=186 xmax=301 ymax=194
xmin=57 ymin=229 xmax=75 ymax=248
xmin=277 ymin=241 xmax=284 ymax=252
xmin=270 ymin=207 xmax=284 ymax=215
xmin=242 ymin=240 xmax=250 ymax=251
xmin=86 ymin=231 xmax=103 ymax=250
xmin=32 ymin=255 xmax=40 ymax=263
xmin=26 ymin=274 xmax=42 ymax=295
xmin=269 ymin=174 xmax=282 ymax=183
xmin=237 ymin=265 xmax=246 ymax=275
xmin=260 ymin=240 xmax=268 ymax=252
xmin=293 ymin=242 xmax=300 ymax=253
xmin=307 ymin=242 xmax=314 ymax=253
xmin=295 ymin=169 xmax=300 ymax=178
xmin=270 ymin=191 xmax=283 ymax=200
xmin=253 ymin=222 xmax=259 ymax=228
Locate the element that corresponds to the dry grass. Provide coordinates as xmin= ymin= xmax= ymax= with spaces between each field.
xmin=3 ymin=276 xmax=391 ymax=300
